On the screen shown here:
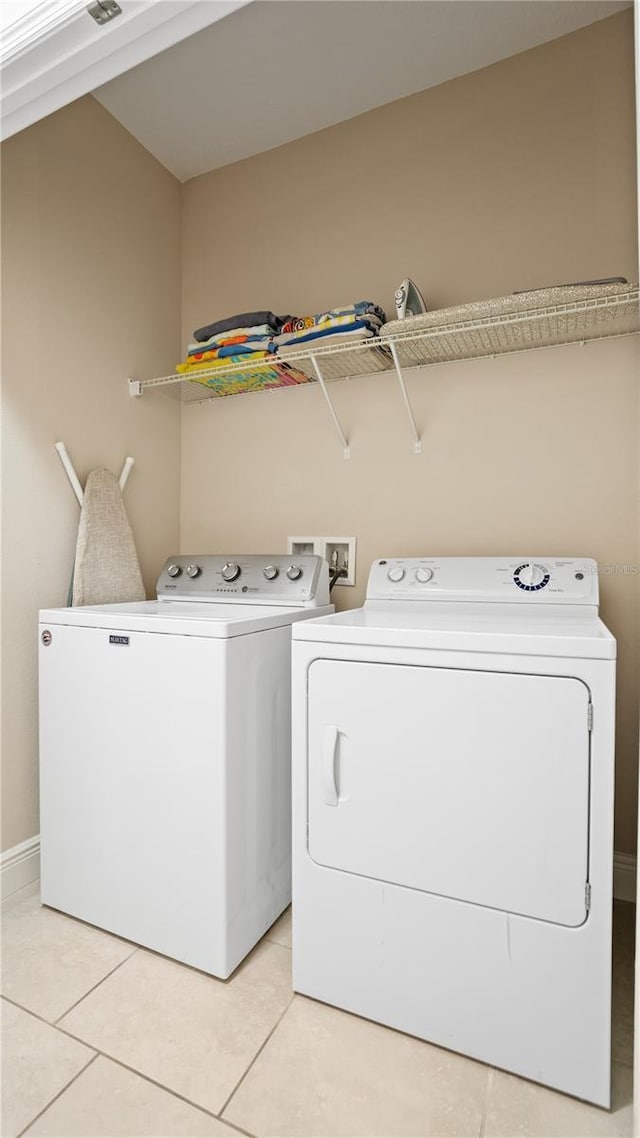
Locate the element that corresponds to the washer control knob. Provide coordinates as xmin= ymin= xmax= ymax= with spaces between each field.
xmin=388 ymin=567 xmax=405 ymax=582
xmin=415 ymin=567 xmax=433 ymax=583
xmin=221 ymin=562 xmax=241 ymax=582
xmin=286 ymin=564 xmax=302 ymax=581
xmin=263 ymin=565 xmax=279 ymax=580
xmin=513 ymin=562 xmax=550 ymax=591
xmin=185 ymin=564 xmax=201 ymax=579
xmin=166 ymin=563 xmax=182 ymax=578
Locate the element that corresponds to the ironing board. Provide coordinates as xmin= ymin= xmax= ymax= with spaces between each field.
xmin=55 ymin=443 xmax=145 ymax=606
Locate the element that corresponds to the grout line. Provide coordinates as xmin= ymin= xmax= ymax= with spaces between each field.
xmin=478 ymin=1066 xmax=494 ymax=1138
xmin=264 ymin=934 xmax=292 ymax=950
xmin=1 ymin=995 xmax=56 ymax=1026
xmin=96 ymin=1054 xmax=258 ymax=1138
xmin=52 ymin=947 xmax=139 ymax=1024
xmin=14 ymin=1052 xmax=99 ymax=1138
xmin=218 ymin=992 xmax=296 ymax=1119
xmin=3 ymin=994 xmax=258 ymax=1138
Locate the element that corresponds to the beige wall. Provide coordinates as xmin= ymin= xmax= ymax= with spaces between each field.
xmin=1 ymin=95 xmax=182 ymax=852
xmin=181 ymin=12 xmax=640 ymax=853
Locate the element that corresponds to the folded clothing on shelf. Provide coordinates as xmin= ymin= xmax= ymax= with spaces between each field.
xmin=176 ymin=351 xmax=272 ymax=375
xmin=192 ymin=310 xmax=292 ymax=343
xmin=177 ymin=300 xmax=388 ymax=377
xmin=178 ymin=310 xmax=291 ymax=374
xmin=276 ymin=301 xmax=386 ymax=350
xmin=277 ymin=322 xmax=380 ymax=356
xmin=186 ymin=327 xmax=276 ymax=355
xmin=185 ymin=341 xmax=277 ymax=365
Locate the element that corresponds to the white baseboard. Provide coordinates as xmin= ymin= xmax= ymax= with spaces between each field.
xmin=614 ymin=851 xmax=637 ymax=903
xmin=0 ymin=836 xmax=636 ymax=905
xmin=1 ymin=836 xmax=40 ymax=899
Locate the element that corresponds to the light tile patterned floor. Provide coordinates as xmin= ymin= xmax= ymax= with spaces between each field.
xmin=1 ymin=883 xmax=634 ymax=1138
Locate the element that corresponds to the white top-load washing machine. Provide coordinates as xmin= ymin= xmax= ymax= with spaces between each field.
xmin=291 ymin=557 xmax=616 ymax=1106
xmin=39 ymin=554 xmax=332 ymax=978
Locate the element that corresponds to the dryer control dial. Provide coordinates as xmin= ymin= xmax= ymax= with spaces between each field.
xmin=221 ymin=562 xmax=241 ymax=582
xmin=166 ymin=564 xmax=182 ymax=578
xmin=415 ymin=567 xmax=433 ymax=583
xmin=185 ymin=564 xmax=201 ymax=579
xmin=286 ymin=565 xmax=302 ymax=581
xmin=513 ymin=562 xmax=550 ymax=592
xmin=387 ymin=567 xmax=405 ymax=582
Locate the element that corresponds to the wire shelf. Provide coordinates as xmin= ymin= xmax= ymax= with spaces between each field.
xmin=133 ymin=287 xmax=639 ymax=404
xmin=130 ymin=286 xmax=639 ymax=452
xmin=139 ymin=342 xmax=392 ymax=404
xmin=380 ymin=288 xmax=640 ymax=368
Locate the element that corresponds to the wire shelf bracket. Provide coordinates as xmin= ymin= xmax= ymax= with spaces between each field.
xmin=389 ymin=341 xmax=422 ymax=454
xmin=309 ymin=353 xmax=350 ymax=459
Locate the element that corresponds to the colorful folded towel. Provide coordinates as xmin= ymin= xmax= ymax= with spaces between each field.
xmin=176 ymin=351 xmax=272 ymax=375
xmin=276 ymin=318 xmax=379 ymax=349
xmin=185 ymin=360 xmax=314 ymax=395
xmin=187 ymin=324 xmax=278 ymax=352
xmin=278 ymin=327 xmax=379 ymax=356
xmin=185 ymin=341 xmax=276 ymax=365
xmin=279 ymin=301 xmax=385 ymax=336
xmin=193 ymin=311 xmax=292 ymax=343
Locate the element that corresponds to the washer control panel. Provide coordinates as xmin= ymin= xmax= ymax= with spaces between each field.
xmin=156 ymin=555 xmax=329 ymax=607
xmin=368 ymin=557 xmax=599 ymax=605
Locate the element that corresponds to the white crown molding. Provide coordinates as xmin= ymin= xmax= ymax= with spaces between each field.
xmin=1 ymin=1 xmax=88 ymax=66
xmin=0 ymin=0 xmax=251 ymax=142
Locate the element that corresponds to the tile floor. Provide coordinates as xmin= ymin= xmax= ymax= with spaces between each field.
xmin=1 ymin=884 xmax=634 ymax=1138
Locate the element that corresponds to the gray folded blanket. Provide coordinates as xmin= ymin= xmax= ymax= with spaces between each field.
xmin=193 ymin=310 xmax=292 ymax=343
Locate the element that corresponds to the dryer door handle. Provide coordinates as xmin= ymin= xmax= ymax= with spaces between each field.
xmin=321 ymin=725 xmax=340 ymax=807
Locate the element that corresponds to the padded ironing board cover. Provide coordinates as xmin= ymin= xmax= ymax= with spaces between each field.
xmin=72 ymin=468 xmax=145 ymax=606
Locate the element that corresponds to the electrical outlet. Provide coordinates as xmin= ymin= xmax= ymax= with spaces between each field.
xmin=322 ymin=536 xmax=356 ymax=587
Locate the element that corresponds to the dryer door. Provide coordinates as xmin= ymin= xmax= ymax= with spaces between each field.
xmin=307 ymin=661 xmax=591 ymax=926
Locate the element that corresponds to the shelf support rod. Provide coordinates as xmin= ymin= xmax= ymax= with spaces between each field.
xmin=389 ymin=342 xmax=422 ymax=454
xmin=309 ymin=354 xmax=350 ymax=459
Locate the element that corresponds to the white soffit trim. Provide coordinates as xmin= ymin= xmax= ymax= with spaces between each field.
xmin=0 ymin=0 xmax=252 ymax=142
xmin=1 ymin=1 xmax=89 ymax=64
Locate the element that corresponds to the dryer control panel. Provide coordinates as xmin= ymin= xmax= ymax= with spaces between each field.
xmin=367 ymin=557 xmax=600 ymax=605
xmin=157 ymin=554 xmax=330 ymax=607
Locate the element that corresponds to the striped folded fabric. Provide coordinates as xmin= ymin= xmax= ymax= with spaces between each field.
xmin=276 ymin=302 xmax=386 ymax=350
xmin=176 ymin=351 xmax=272 ymax=375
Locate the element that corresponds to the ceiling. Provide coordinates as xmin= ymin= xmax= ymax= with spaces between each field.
xmin=0 ymin=1 xmax=250 ymax=141
xmin=93 ymin=0 xmax=631 ymax=183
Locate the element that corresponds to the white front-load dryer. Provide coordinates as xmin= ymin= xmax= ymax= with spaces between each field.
xmin=291 ymin=557 xmax=616 ymax=1106
xmin=39 ymin=554 xmax=332 ymax=978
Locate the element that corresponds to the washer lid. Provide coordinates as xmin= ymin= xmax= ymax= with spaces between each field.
xmin=292 ymin=601 xmax=616 ymax=659
xmin=39 ymin=600 xmax=334 ymax=638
